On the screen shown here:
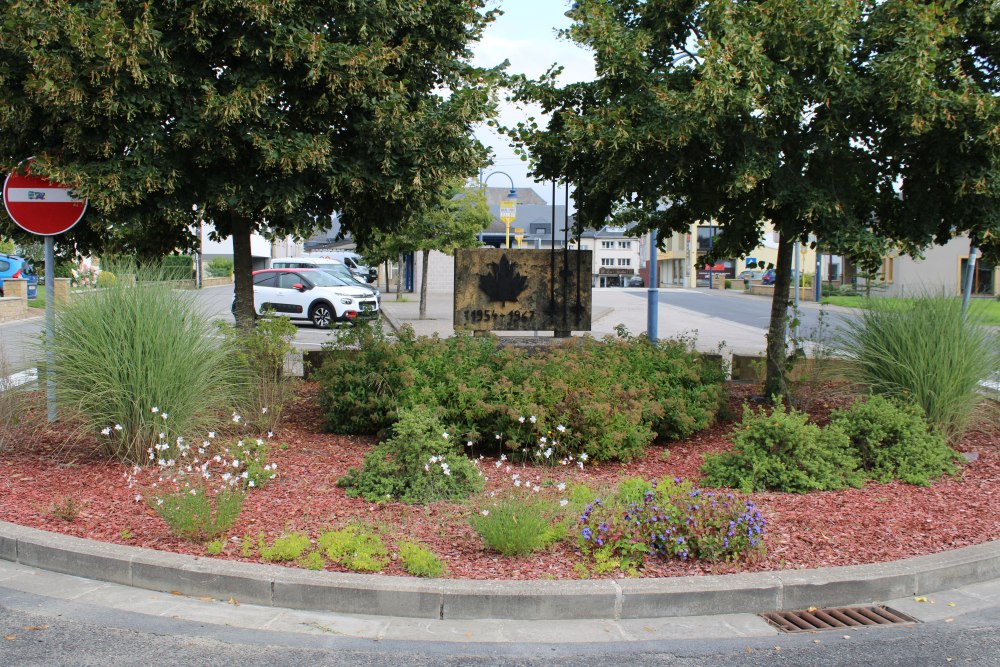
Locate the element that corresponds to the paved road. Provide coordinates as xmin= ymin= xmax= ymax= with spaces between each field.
xmin=3 ymin=583 xmax=1000 ymax=666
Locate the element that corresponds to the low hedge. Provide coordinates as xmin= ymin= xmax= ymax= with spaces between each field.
xmin=316 ymin=325 xmax=726 ymax=462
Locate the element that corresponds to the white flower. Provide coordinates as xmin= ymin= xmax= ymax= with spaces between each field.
xmin=560 ymin=499 xmax=569 ymax=507
xmin=156 ymin=498 xmax=164 ymax=506
xmin=518 ymin=416 xmax=525 ymax=423
xmin=500 ymin=454 xmax=507 ymax=462
xmin=544 ymin=448 xmax=553 ymax=458
xmin=213 ymin=455 xmax=222 ymax=463
xmin=495 ymin=434 xmax=501 ymax=440
xmin=514 ymin=480 xmax=522 ymax=487
xmin=159 ymin=433 xmax=165 ymax=440
xmin=248 ymin=480 xmax=255 ymax=488
xmin=557 ymin=483 xmax=566 ymax=492
xmin=261 ymin=407 xmax=268 ymax=414
xmin=577 ymin=462 xmax=584 ymax=470
xmin=532 ymin=485 xmax=540 ymax=492
xmin=481 ymin=510 xmax=489 ymax=516
xmin=424 ymin=464 xmax=430 ymax=472
xmin=556 ymin=424 xmax=566 ymax=433
xmin=208 ymin=432 xmax=216 ymax=439
xmin=529 ymin=415 xmax=537 ymax=424
xmin=580 ymin=453 xmax=589 ymax=462
xmin=134 ymin=494 xmax=142 ymax=503
xmin=466 ymin=440 xmax=473 ymax=447
xmin=101 ymin=427 xmax=111 ymax=436
xmin=232 ymin=412 xmax=241 ymax=423
xmin=151 ymin=407 xmax=159 ymax=414
xmin=540 ymin=436 xmax=547 ymax=444
xmin=495 ymin=461 xmax=502 ymax=469
xmin=267 ymin=432 xmax=273 ymax=438
xmin=114 ymin=424 xmax=122 ymax=431
xmin=256 ymin=439 xmax=264 ymax=446
xmin=442 ymin=432 xmax=449 ymax=440
xmin=443 ymin=468 xmax=451 ymax=476
xmin=189 ymin=489 xmax=197 ymax=495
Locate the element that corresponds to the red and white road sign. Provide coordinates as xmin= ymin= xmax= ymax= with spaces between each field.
xmin=3 ymin=158 xmax=88 ymax=236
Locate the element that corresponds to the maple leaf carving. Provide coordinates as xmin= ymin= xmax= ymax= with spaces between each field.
xmin=478 ymin=255 xmax=528 ymax=303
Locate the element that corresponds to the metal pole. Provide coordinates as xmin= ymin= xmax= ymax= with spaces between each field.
xmin=647 ymin=229 xmax=659 ymax=343
xmin=793 ymin=241 xmax=800 ymax=311
xmin=44 ymin=236 xmax=56 ymax=422
xmin=962 ymin=243 xmax=979 ymax=315
xmin=815 ymin=248 xmax=822 ymax=302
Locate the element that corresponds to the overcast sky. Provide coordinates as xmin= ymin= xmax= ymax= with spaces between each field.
xmin=472 ymin=0 xmax=595 ymax=204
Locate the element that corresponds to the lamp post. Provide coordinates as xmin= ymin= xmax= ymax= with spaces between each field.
xmin=482 ymin=171 xmax=518 ymax=248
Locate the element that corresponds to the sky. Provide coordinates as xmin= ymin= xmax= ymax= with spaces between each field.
xmin=471 ymin=0 xmax=596 ymax=204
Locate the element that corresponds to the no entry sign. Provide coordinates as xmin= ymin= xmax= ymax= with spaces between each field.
xmin=3 ymin=159 xmax=87 ymax=236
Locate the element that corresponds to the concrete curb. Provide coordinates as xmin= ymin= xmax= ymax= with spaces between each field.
xmin=2 ymin=521 xmax=998 ymax=620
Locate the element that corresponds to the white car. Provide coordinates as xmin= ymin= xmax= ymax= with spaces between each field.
xmin=250 ymin=268 xmax=379 ymax=327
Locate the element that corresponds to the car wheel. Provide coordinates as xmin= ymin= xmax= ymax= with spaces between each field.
xmin=310 ymin=302 xmax=335 ymax=328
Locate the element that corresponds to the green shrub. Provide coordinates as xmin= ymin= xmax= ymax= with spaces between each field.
xmin=260 ymin=532 xmax=312 ymax=562
xmin=317 ymin=326 xmax=726 ymax=462
xmin=398 ymin=541 xmax=447 ymax=577
xmin=205 ymin=539 xmax=225 ymax=555
xmin=219 ymin=315 xmax=298 ymax=433
xmin=834 ymin=294 xmax=1000 ymax=441
xmin=150 ymin=487 xmax=244 ymax=542
xmin=337 ymin=406 xmax=484 ymax=504
xmin=577 ymin=478 xmax=766 ymax=574
xmin=160 ymin=255 xmax=193 ymax=281
xmin=318 ymin=526 xmax=388 ymax=572
xmin=616 ymin=477 xmax=654 ymax=505
xmin=48 ymin=262 xmax=243 ymax=463
xmin=207 ymin=257 xmax=234 ymax=278
xmin=469 ymin=497 xmax=568 ymax=556
xmin=830 ymin=395 xmax=959 ymax=486
xmin=701 ymin=402 xmax=863 ymax=493
xmin=96 ymin=271 xmax=118 ymax=288
xmin=299 ymin=551 xmax=325 ymax=570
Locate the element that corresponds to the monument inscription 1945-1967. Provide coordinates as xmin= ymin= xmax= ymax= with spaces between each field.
xmin=453 ymin=248 xmax=593 ymax=333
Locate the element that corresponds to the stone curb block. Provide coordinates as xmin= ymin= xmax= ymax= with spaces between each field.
xmin=2 ymin=521 xmax=999 ymax=621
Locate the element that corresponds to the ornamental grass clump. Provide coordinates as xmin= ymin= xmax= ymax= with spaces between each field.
xmin=470 ymin=497 xmax=568 ymax=556
xmin=700 ymin=402 xmax=863 ymax=493
xmin=576 ymin=478 xmax=765 ymax=575
xmin=337 ymin=406 xmax=483 ymax=504
xmin=834 ymin=294 xmax=1000 ymax=442
xmin=830 ymin=395 xmax=959 ymax=486
xmin=47 ymin=261 xmax=243 ymax=463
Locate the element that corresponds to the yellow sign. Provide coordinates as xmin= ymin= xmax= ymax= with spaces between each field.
xmin=514 ymin=227 xmax=524 ymax=248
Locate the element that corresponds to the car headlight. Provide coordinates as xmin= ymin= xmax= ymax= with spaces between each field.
xmin=341 ymin=298 xmax=354 ymax=305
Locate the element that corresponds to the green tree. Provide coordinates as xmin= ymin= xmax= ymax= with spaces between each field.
xmin=509 ymin=0 xmax=999 ymax=396
xmin=368 ymin=181 xmax=490 ymax=317
xmin=0 ymin=237 xmax=14 ymax=255
xmin=0 ymin=1 xmax=501 ymax=327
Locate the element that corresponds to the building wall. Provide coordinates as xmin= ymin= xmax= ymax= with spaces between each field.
xmin=886 ymin=236 xmax=998 ymax=297
xmin=412 ymin=250 xmax=455 ymax=294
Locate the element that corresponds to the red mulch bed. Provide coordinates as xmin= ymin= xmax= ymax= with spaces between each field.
xmin=1 ymin=382 xmax=997 ymax=580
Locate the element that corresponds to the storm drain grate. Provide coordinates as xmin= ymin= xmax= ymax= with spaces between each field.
xmin=761 ymin=605 xmax=920 ymax=633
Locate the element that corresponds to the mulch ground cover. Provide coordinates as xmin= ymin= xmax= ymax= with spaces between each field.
xmin=1 ymin=381 xmax=997 ymax=580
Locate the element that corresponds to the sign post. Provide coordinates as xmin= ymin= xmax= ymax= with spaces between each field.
xmin=3 ymin=158 xmax=88 ymax=422
xmin=499 ymin=197 xmax=517 ymax=249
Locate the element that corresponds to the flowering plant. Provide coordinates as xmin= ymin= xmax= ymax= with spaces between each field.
xmin=70 ymin=258 xmax=100 ymax=288
xmin=578 ymin=478 xmax=766 ymax=573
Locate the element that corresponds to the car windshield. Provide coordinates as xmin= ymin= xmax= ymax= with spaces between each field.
xmin=327 ymin=265 xmax=367 ymax=286
xmin=302 ymin=270 xmax=355 ymax=288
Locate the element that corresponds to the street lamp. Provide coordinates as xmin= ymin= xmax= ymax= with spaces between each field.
xmin=482 ymin=171 xmax=518 ymax=248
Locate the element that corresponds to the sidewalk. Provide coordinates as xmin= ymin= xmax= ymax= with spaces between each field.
xmin=379 ymin=287 xmax=772 ymax=356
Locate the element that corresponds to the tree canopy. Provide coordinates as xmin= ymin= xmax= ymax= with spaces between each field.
xmin=508 ymin=0 xmax=999 ymax=395
xmin=0 ymin=1 xmax=501 ymax=324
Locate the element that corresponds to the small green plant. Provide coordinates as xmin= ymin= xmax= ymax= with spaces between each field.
xmin=207 ymin=257 xmax=234 ymax=278
xmin=616 ymin=477 xmax=654 ymax=505
xmin=469 ymin=497 xmax=568 ymax=556
xmin=240 ymin=533 xmax=260 ymax=558
xmin=236 ymin=438 xmax=278 ymax=489
xmin=0 ymin=341 xmax=24 ymax=452
xmin=50 ymin=497 xmax=81 ymax=522
xmin=205 ymin=539 xmax=225 ymax=555
xmin=318 ymin=526 xmax=389 ymax=572
xmin=219 ymin=315 xmax=298 ymax=433
xmin=398 ymin=541 xmax=447 ymax=578
xmin=150 ymin=488 xmax=244 ymax=542
xmin=260 ymin=532 xmax=312 ymax=562
xmin=833 ymin=294 xmax=1000 ymax=441
xmin=830 ymin=395 xmax=959 ymax=486
xmin=338 ymin=406 xmax=484 ymax=504
xmin=701 ymin=401 xmax=863 ymax=493
xmin=119 ymin=527 xmax=134 ymax=540
xmin=299 ymin=551 xmax=325 ymax=571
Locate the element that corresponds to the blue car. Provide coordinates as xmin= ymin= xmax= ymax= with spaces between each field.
xmin=0 ymin=253 xmax=38 ymax=299
xmin=761 ymin=268 xmax=776 ymax=285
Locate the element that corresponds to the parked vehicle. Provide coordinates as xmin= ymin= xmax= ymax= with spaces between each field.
xmin=626 ymin=276 xmax=644 ymax=287
xmin=761 ymin=269 xmax=776 ymax=285
xmin=0 ymin=254 xmax=38 ymax=299
xmin=245 ymin=268 xmax=379 ymax=327
xmin=271 ymin=257 xmax=380 ymax=302
xmin=737 ymin=269 xmax=766 ymax=281
xmin=321 ymin=251 xmax=377 ymax=284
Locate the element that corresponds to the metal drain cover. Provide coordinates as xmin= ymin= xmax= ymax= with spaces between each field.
xmin=761 ymin=605 xmax=920 ymax=633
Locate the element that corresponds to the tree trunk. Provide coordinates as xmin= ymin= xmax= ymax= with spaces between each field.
xmin=230 ymin=212 xmax=256 ymax=330
xmin=384 ymin=261 xmax=390 ymax=292
xmin=396 ymin=252 xmax=405 ymax=301
xmin=419 ymin=248 xmax=430 ymax=319
xmin=764 ymin=231 xmax=795 ymax=399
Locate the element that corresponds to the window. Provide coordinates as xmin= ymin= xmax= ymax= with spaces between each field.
xmin=580 ymin=244 xmax=589 ymax=250
xmin=601 ymin=258 xmax=615 ymax=266
xmin=277 ymin=273 xmax=303 ymax=289
xmin=253 ymin=273 xmax=276 ymax=287
xmin=618 ymin=241 xmax=631 ymax=249
xmin=601 ymin=241 xmax=614 ymax=249
xmin=618 ymin=258 xmax=631 ymax=267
